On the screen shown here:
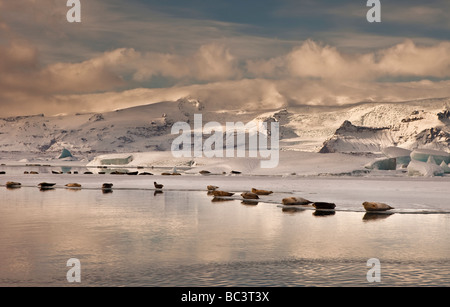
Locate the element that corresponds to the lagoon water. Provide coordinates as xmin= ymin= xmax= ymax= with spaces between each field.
xmin=1 ymin=184 xmax=450 ymax=287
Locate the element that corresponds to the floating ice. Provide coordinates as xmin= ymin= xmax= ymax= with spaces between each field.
xmin=93 ymin=154 xmax=134 ymax=166
xmin=365 ymin=157 xmax=397 ymax=170
xmin=382 ymin=146 xmax=411 ymax=165
xmin=440 ymin=161 xmax=450 ymax=173
xmin=58 ymin=148 xmax=73 ymax=159
xmin=427 ymin=155 xmax=438 ymax=165
xmin=410 ymin=149 xmax=450 ymax=165
xmin=382 ymin=146 xmax=412 ymax=158
xmin=407 ymin=159 xmax=444 ymax=177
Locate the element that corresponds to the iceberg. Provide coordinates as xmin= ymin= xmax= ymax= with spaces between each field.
xmin=382 ymin=146 xmax=411 ymax=165
xmin=58 ymin=148 xmax=73 ymax=159
xmin=440 ymin=161 xmax=450 ymax=173
xmin=407 ymin=159 xmax=444 ymax=177
xmin=382 ymin=146 xmax=412 ymax=157
xmin=427 ymin=155 xmax=438 ymax=165
xmin=89 ymin=154 xmax=134 ymax=166
xmin=365 ymin=157 xmax=397 ymax=170
xmin=410 ymin=149 xmax=450 ymax=165
xmin=57 ymin=148 xmax=78 ymax=161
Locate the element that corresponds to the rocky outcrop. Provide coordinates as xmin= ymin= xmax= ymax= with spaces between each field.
xmin=319 ymin=121 xmax=391 ymax=153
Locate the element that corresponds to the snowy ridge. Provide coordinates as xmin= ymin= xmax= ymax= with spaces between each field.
xmin=318 ymin=99 xmax=450 ymax=153
xmin=0 ymin=97 xmax=449 ymax=158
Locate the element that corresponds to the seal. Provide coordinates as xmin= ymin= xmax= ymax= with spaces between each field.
xmin=65 ymin=183 xmax=82 ymax=188
xmin=102 ymin=183 xmax=113 ymax=189
xmin=362 ymin=202 xmax=394 ymax=211
xmin=312 ymin=202 xmax=336 ymax=210
xmin=251 ymin=188 xmax=273 ymax=195
xmin=282 ymin=197 xmax=312 ymax=206
xmin=212 ymin=191 xmax=234 ymax=197
xmin=38 ymin=182 xmax=56 ymax=188
xmin=241 ymin=192 xmax=259 ymax=199
xmin=6 ymin=182 xmax=21 ymax=189
xmin=38 ymin=182 xmax=56 ymax=191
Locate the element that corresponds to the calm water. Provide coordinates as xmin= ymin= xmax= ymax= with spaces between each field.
xmin=1 ymin=186 xmax=450 ymax=287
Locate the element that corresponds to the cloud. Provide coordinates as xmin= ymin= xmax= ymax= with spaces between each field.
xmin=376 ymin=40 xmax=450 ymax=78
xmin=247 ymin=39 xmax=450 ymax=81
xmin=40 ymin=78 xmax=450 ymax=117
xmin=1 ymin=0 xmax=450 ymax=117
xmin=2 ymin=37 xmax=450 ymax=117
xmin=131 ymin=43 xmax=241 ymax=82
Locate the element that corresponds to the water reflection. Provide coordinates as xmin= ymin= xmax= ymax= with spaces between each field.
xmin=1 ymin=189 xmax=450 ymax=286
xmin=61 ymin=166 xmax=72 ymax=173
xmin=211 ymin=197 xmax=234 ymax=202
xmin=241 ymin=200 xmax=259 ymax=206
xmin=281 ymin=207 xmax=306 ymax=214
xmin=6 ymin=186 xmax=21 ymax=190
xmin=363 ymin=212 xmax=394 ymax=222
xmin=313 ymin=210 xmax=336 ymax=217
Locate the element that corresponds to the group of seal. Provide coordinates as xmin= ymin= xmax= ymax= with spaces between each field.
xmin=4 ymin=180 xmax=165 ymax=193
xmin=282 ymin=196 xmax=394 ymax=212
xmin=207 ymin=185 xmax=275 ymax=205
xmin=240 ymin=188 xmax=273 ymax=201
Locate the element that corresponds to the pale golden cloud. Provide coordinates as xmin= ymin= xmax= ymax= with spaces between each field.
xmin=247 ymin=39 xmax=450 ymax=81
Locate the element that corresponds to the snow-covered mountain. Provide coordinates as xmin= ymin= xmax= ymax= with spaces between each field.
xmin=318 ymin=99 xmax=450 ymax=153
xmin=0 ymin=97 xmax=449 ymax=159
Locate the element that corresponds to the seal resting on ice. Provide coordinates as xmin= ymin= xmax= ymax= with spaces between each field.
xmin=6 ymin=182 xmax=21 ymax=188
xmin=65 ymin=183 xmax=82 ymax=188
xmin=241 ymin=192 xmax=259 ymax=199
xmin=282 ymin=197 xmax=312 ymax=206
xmin=251 ymin=188 xmax=273 ymax=195
xmin=38 ymin=182 xmax=56 ymax=188
xmin=102 ymin=183 xmax=113 ymax=189
xmin=212 ymin=191 xmax=234 ymax=197
xmin=362 ymin=202 xmax=394 ymax=212
xmin=312 ymin=202 xmax=336 ymax=210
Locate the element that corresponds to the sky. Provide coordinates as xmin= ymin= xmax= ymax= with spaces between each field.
xmin=1 ymin=0 xmax=450 ymax=116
